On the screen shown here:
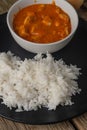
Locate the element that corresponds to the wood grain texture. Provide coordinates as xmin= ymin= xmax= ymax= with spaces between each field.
xmin=0 ymin=113 xmax=87 ymax=130
xmin=72 ymin=113 xmax=87 ymax=130
xmin=0 ymin=0 xmax=17 ymax=14
xmin=0 ymin=117 xmax=75 ymax=130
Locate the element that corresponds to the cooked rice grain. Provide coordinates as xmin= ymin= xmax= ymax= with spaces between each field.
xmin=0 ymin=51 xmax=81 ymax=111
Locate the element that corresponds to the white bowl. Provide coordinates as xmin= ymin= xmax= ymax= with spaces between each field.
xmin=7 ymin=0 xmax=79 ymax=53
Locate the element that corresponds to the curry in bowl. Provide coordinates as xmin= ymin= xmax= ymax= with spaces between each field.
xmin=7 ymin=0 xmax=78 ymax=53
xmin=13 ymin=3 xmax=71 ymax=43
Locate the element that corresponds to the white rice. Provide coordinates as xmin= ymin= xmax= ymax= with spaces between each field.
xmin=0 ymin=51 xmax=81 ymax=111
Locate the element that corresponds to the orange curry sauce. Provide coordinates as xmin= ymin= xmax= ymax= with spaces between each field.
xmin=13 ymin=3 xmax=71 ymax=43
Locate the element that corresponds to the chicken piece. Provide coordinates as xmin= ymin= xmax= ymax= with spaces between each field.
xmin=24 ymin=12 xmax=36 ymax=26
xmin=30 ymin=24 xmax=45 ymax=42
xmin=59 ymin=13 xmax=70 ymax=23
xmin=37 ymin=4 xmax=46 ymax=11
xmin=17 ymin=25 xmax=28 ymax=37
xmin=54 ymin=21 xmax=60 ymax=27
xmin=42 ymin=16 xmax=52 ymax=26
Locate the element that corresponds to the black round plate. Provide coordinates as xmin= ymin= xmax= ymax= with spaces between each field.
xmin=0 ymin=14 xmax=87 ymax=124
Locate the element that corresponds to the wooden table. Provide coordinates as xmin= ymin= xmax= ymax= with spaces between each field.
xmin=0 ymin=0 xmax=87 ymax=130
xmin=0 ymin=113 xmax=87 ymax=130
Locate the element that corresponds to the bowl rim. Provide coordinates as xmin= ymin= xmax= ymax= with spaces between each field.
xmin=7 ymin=0 xmax=79 ymax=46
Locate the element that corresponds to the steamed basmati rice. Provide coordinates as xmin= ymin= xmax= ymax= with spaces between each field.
xmin=0 ymin=51 xmax=81 ymax=111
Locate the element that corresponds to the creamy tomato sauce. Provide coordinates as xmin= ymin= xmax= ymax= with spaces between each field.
xmin=13 ymin=3 xmax=71 ymax=43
